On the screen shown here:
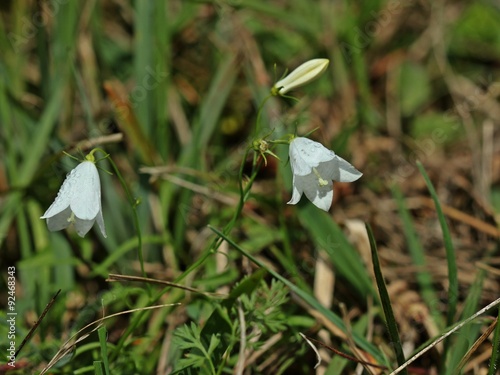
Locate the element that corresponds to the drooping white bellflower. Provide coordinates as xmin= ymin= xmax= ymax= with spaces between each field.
xmin=288 ymin=137 xmax=362 ymax=211
xmin=41 ymin=157 xmax=107 ymax=238
xmin=272 ymin=58 xmax=329 ymax=95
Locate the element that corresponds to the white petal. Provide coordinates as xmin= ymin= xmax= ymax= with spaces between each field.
xmin=287 ymin=175 xmax=303 ymax=205
xmin=301 ymin=176 xmax=334 ymax=211
xmin=311 ymin=189 xmax=333 ymax=211
xmin=95 ymin=208 xmax=107 ymax=238
xmin=45 ymin=207 xmax=73 ymax=232
xmin=41 ymin=168 xmax=78 ymax=219
xmin=275 ymin=59 xmax=329 ymax=94
xmin=74 ymin=217 xmax=96 ymax=238
xmin=291 ymin=173 xmax=334 ymax=211
xmin=68 ymin=161 xmax=101 ymax=220
xmin=335 ymin=155 xmax=363 ymax=182
xmin=289 ymin=137 xmax=336 ymax=176
xmin=315 ymin=155 xmax=362 ymax=183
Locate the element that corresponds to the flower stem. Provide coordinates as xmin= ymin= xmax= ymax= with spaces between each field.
xmin=93 ymin=149 xmax=147 ymax=290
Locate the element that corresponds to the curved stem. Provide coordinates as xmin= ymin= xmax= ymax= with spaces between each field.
xmin=254 ymin=94 xmax=272 ymax=137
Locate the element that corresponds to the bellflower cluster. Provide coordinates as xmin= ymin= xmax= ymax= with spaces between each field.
xmin=269 ymin=58 xmax=362 ymax=211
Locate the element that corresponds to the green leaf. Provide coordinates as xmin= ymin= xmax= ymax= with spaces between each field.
xmin=98 ymin=326 xmax=110 ymax=375
xmin=366 ymin=223 xmax=407 ymax=374
xmin=297 ymin=204 xmax=375 ymax=298
xmin=173 ymin=322 xmax=219 ymax=374
xmin=391 ymin=185 xmax=443 ymax=327
xmin=239 ymin=279 xmax=289 ymax=335
xmin=227 ymin=268 xmax=267 ymax=304
xmin=417 ymin=162 xmax=458 ymax=331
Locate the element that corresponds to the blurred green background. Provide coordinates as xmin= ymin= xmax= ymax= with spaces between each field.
xmin=1 ymin=0 xmax=499 ymax=374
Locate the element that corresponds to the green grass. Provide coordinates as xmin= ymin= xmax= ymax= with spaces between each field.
xmin=1 ymin=1 xmax=500 ymax=374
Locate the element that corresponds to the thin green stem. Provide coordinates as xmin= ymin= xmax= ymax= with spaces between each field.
xmin=90 ymin=148 xmax=147 ymax=289
xmin=488 ymin=309 xmax=500 ymax=375
xmin=416 ymin=162 xmax=458 ymax=346
xmin=254 ymin=94 xmax=272 ymax=136
xmin=103 ymin=155 xmax=146 ymax=281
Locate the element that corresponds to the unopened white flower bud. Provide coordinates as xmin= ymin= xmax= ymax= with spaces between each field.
xmin=272 ymin=58 xmax=329 ymax=95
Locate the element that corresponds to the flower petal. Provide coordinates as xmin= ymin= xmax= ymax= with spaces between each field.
xmin=289 ymin=137 xmax=336 ymax=176
xmin=287 ymin=175 xmax=303 ymax=205
xmin=74 ymin=217 xmax=96 ymax=238
xmin=301 ymin=176 xmax=334 ymax=211
xmin=316 ymin=155 xmax=362 ymax=183
xmin=69 ymin=161 xmax=101 ymax=220
xmin=274 ymin=59 xmax=329 ymax=94
xmin=41 ymin=169 xmax=78 ymax=219
xmin=335 ymin=155 xmax=363 ymax=182
xmin=45 ymin=207 xmax=73 ymax=232
xmin=95 ymin=208 xmax=107 ymax=238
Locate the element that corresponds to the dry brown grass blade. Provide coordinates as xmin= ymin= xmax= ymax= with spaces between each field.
xmin=15 ymin=289 xmax=61 ymax=358
xmin=106 ymin=273 xmax=229 ymax=298
xmin=417 ymin=197 xmax=500 ymax=238
xmin=301 ymin=335 xmax=387 ymax=371
xmin=141 ymin=171 xmax=238 ymax=206
xmin=340 ymin=304 xmax=383 ymax=375
xmin=103 ymin=79 xmax=160 ymax=165
xmin=234 ymin=300 xmax=247 ymax=375
xmin=390 ymin=297 xmax=500 ymax=375
xmin=456 ymin=317 xmax=497 ymax=373
xmin=39 ymin=303 xmax=179 ymax=375
xmin=243 ymin=333 xmax=283 ymax=368
xmin=139 ymin=168 xmax=268 ymax=225
xmin=313 ymin=249 xmax=335 ymax=375
xmin=299 ymin=333 xmax=322 ymax=369
xmin=71 ymin=133 xmax=124 ymax=152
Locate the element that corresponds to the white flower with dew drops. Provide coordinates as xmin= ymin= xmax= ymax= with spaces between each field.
xmin=288 ymin=137 xmax=362 ymax=211
xmin=40 ymin=155 xmax=107 ymax=238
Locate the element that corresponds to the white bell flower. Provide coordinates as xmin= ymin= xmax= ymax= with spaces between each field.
xmin=41 ymin=156 xmax=107 ymax=238
xmin=288 ymin=137 xmax=362 ymax=211
xmin=272 ymin=58 xmax=329 ymax=95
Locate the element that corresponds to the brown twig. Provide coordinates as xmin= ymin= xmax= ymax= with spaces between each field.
xmin=15 ymin=289 xmax=61 ymax=358
xmin=302 ymin=334 xmax=388 ymax=370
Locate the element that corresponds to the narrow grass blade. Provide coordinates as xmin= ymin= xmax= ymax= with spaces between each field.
xmin=103 ymin=81 xmax=158 ymax=165
xmin=93 ymin=361 xmax=104 ymax=375
xmin=133 ymin=0 xmax=154 ymax=134
xmin=391 ymin=184 xmax=442 ymax=327
xmin=446 ymin=268 xmax=485 ymax=375
xmin=172 ymin=52 xmax=239 ymax=252
xmin=366 ymin=223 xmax=407 ymax=374
xmin=193 ymin=52 xmax=239 ymax=154
xmin=0 ymin=80 xmax=65 ymax=246
xmin=488 ymin=310 xmax=500 ymax=375
xmin=98 ymin=326 xmax=110 ymax=375
xmin=342 ymin=5 xmax=380 ymax=128
xmin=455 ymin=315 xmax=496 ymax=375
xmin=298 ymin=204 xmax=375 ymax=298
xmin=416 ymin=162 xmax=458 ymax=329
